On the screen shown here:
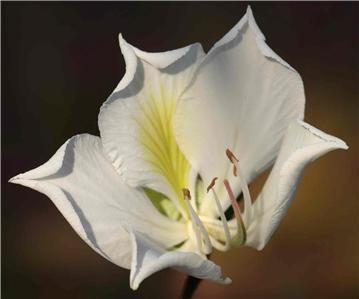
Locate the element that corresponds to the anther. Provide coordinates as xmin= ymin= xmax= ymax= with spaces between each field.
xmin=182 ymin=188 xmax=191 ymax=200
xmin=226 ymin=149 xmax=239 ymax=176
xmin=206 ymin=177 xmax=218 ymax=193
xmin=207 ymin=178 xmax=231 ymax=250
xmin=226 ymin=148 xmax=239 ymax=163
xmin=182 ymin=188 xmax=212 ymax=255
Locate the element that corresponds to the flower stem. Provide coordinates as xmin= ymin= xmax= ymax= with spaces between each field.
xmin=181 ymin=276 xmax=201 ymax=299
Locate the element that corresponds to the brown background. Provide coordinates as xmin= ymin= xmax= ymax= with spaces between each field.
xmin=2 ymin=2 xmax=358 ymax=299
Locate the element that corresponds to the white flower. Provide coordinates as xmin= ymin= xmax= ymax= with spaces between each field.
xmin=10 ymin=7 xmax=347 ymax=290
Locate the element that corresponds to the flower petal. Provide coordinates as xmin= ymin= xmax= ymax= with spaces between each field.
xmin=9 ymin=134 xmax=187 ymax=269
xmin=245 ymin=121 xmax=348 ymax=250
xmin=98 ymin=36 xmax=204 ymax=215
xmin=129 ymin=231 xmax=231 ymax=290
xmin=174 ymin=6 xmax=305 ymax=214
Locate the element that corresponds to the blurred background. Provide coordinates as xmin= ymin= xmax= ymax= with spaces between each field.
xmin=2 ymin=2 xmax=358 ymax=299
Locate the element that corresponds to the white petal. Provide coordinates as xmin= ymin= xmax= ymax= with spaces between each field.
xmin=129 ymin=231 xmax=231 ymax=290
xmin=10 ymin=134 xmax=187 ymax=269
xmin=98 ymin=36 xmax=204 ymax=214
xmin=174 ymin=7 xmax=305 ymax=214
xmin=245 ymin=121 xmax=348 ymax=250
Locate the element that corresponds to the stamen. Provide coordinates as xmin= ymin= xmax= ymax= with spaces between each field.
xmin=223 ymin=180 xmax=241 ymax=221
xmin=226 ymin=148 xmax=252 ymax=222
xmin=207 ymin=178 xmax=231 ymax=251
xmin=183 ymin=189 xmax=202 ymax=253
xmin=226 ymin=149 xmax=239 ymax=176
xmin=182 ymin=188 xmax=212 ymax=255
xmin=223 ymin=179 xmax=246 ymax=245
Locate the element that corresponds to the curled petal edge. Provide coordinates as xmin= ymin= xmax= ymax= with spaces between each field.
xmin=245 ymin=120 xmax=348 ymax=250
xmin=9 ymin=134 xmax=187 ymax=269
xmin=129 ymin=231 xmax=231 ymax=290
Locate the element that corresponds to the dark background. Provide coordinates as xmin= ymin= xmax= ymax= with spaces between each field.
xmin=2 ymin=2 xmax=358 ymax=299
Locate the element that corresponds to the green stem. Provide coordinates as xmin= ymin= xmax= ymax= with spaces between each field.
xmin=181 ymin=276 xmax=202 ymax=299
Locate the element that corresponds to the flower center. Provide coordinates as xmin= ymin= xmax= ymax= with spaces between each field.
xmin=182 ymin=149 xmax=252 ymax=255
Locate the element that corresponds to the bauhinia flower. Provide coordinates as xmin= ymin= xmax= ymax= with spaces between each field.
xmin=10 ymin=7 xmax=347 ymax=290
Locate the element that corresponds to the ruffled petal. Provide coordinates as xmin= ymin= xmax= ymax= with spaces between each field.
xmin=98 ymin=36 xmax=204 ymax=215
xmin=245 ymin=121 xmax=348 ymax=250
xmin=129 ymin=231 xmax=231 ymax=290
xmin=10 ymin=134 xmax=187 ymax=269
xmin=174 ymin=6 xmax=305 ymax=214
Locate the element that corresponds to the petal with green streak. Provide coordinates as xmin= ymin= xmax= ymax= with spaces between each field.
xmin=99 ymin=38 xmax=204 ymax=216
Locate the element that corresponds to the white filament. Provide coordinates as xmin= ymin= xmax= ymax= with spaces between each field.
xmin=184 ymin=196 xmax=213 ymax=255
xmin=223 ymin=179 xmax=246 ymax=245
xmin=211 ymin=189 xmax=231 ymax=251
xmin=186 ymin=199 xmax=202 ymax=254
xmin=233 ymin=160 xmax=252 ymax=223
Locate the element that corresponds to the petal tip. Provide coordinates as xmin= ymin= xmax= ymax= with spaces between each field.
xmin=246 ymin=5 xmax=265 ymax=40
xmin=8 ymin=176 xmax=17 ymax=183
xmin=298 ymin=121 xmax=349 ymax=150
xmin=222 ymin=276 xmax=232 ymax=284
xmin=9 ymin=174 xmax=23 ymax=183
xmin=246 ymin=5 xmax=254 ymax=20
xmin=336 ymin=139 xmax=349 ymax=151
xmin=118 ymin=33 xmax=125 ymax=45
xmin=118 ymin=33 xmax=131 ymax=51
xmin=130 ymin=281 xmax=139 ymax=291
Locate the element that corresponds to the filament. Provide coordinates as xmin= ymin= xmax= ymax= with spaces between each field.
xmin=226 ymin=149 xmax=252 ymax=223
xmin=207 ymin=178 xmax=231 ymax=251
xmin=223 ymin=179 xmax=242 ymax=220
xmin=183 ymin=188 xmax=213 ymax=255
xmin=223 ymin=179 xmax=246 ymax=245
